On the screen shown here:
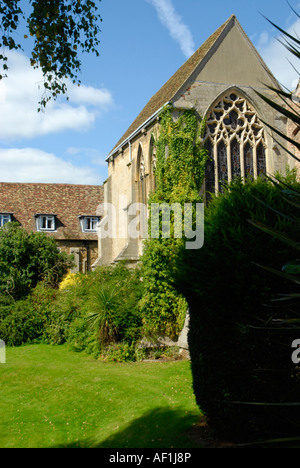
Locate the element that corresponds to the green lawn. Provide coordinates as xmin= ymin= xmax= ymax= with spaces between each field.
xmin=0 ymin=344 xmax=203 ymax=448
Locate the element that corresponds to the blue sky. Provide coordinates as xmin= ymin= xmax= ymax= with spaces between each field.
xmin=0 ymin=0 xmax=299 ymax=185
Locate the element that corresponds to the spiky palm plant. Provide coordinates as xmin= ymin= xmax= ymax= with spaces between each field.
xmin=251 ymin=5 xmax=300 ymax=320
xmin=86 ymin=284 xmax=121 ymax=346
xmin=236 ymin=6 xmax=300 ymax=446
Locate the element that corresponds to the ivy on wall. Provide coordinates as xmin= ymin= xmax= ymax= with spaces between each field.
xmin=140 ymin=105 xmax=208 ymax=340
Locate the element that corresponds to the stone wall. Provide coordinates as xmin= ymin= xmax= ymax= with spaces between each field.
xmin=57 ymin=239 xmax=98 ymax=273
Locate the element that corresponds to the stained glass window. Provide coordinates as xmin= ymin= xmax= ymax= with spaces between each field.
xmin=257 ymin=141 xmax=266 ymax=175
xmin=205 ymin=139 xmax=215 ymax=199
xmin=244 ymin=142 xmax=253 ymax=178
xmin=231 ymin=138 xmax=241 ymax=180
xmin=204 ymin=92 xmax=266 ymax=195
xmin=217 ymin=140 xmax=228 ymax=192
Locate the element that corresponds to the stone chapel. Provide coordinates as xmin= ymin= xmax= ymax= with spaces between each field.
xmin=94 ymin=14 xmax=298 ymax=268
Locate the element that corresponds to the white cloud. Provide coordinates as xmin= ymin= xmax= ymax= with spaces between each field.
xmin=257 ymin=31 xmax=269 ymax=48
xmin=0 ymin=51 xmax=114 ymax=141
xmin=146 ymin=0 xmax=195 ymax=58
xmin=68 ymin=85 xmax=113 ymax=108
xmin=0 ymin=148 xmax=100 ymax=184
xmin=257 ymin=18 xmax=300 ymax=90
xmin=66 ymin=146 xmax=107 ymax=166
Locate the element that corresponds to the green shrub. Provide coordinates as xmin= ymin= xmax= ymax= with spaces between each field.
xmin=0 ymin=222 xmax=72 ymax=300
xmin=66 ymin=316 xmax=99 ymax=356
xmin=140 ymin=238 xmax=187 ymax=340
xmin=176 ymin=177 xmax=300 ymax=442
xmin=44 ymin=282 xmax=86 ymax=345
xmin=45 ymin=263 xmax=143 ymax=355
xmin=0 ymin=298 xmax=45 ymax=346
xmin=99 ymin=342 xmax=137 ymax=362
xmin=0 ymin=283 xmax=57 ymax=346
xmin=0 ymin=261 xmax=143 ymax=356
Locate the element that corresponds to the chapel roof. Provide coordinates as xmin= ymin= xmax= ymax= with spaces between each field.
xmin=109 ymin=14 xmax=235 ymax=155
xmin=109 ymin=14 xmax=279 ymax=158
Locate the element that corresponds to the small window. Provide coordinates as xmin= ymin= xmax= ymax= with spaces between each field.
xmin=0 ymin=214 xmax=11 ymax=227
xmin=81 ymin=216 xmax=99 ymax=232
xmin=36 ymin=215 xmax=56 ymax=231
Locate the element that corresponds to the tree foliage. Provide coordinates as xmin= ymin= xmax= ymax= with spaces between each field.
xmin=0 ymin=0 xmax=102 ymax=109
xmin=0 ymin=222 xmax=73 ymax=299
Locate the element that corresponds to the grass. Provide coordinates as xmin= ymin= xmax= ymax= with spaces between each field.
xmin=0 ymin=344 xmax=203 ymax=448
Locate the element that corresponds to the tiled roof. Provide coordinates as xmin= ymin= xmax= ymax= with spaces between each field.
xmin=110 ymin=15 xmax=235 ymax=154
xmin=0 ymin=182 xmax=103 ymax=240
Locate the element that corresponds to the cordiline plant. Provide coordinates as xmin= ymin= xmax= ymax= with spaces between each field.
xmin=251 ymin=4 xmax=300 ymax=324
xmin=86 ymin=284 xmax=120 ymax=346
xmin=249 ymin=175 xmax=300 ymax=311
xmin=237 ymin=6 xmax=300 ymax=446
xmin=85 ymin=263 xmax=143 ymax=348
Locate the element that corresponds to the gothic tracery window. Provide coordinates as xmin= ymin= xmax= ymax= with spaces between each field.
xmin=204 ymin=92 xmax=266 ymax=195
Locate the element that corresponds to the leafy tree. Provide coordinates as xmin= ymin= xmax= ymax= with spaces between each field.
xmin=0 ymin=222 xmax=73 ymax=299
xmin=0 ymin=0 xmax=102 ymax=109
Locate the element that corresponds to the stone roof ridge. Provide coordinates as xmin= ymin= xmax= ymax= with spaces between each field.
xmin=109 ymin=14 xmax=236 ymax=156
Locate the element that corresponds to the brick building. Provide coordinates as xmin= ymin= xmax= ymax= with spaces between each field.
xmin=0 ymin=182 xmax=103 ymax=273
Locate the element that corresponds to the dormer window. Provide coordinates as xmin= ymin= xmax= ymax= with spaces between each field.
xmin=79 ymin=216 xmax=99 ymax=232
xmin=35 ymin=214 xmax=56 ymax=231
xmin=0 ymin=213 xmax=12 ymax=227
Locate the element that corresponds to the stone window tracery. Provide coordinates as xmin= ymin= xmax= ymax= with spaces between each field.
xmin=204 ymin=92 xmax=266 ymax=195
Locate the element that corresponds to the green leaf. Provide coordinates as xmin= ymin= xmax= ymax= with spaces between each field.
xmin=251 ymin=195 xmax=297 ymax=221
xmin=282 ymin=260 xmax=300 ymax=275
xmin=248 ymin=219 xmax=300 ymax=251
xmin=252 ymin=261 xmax=300 ymax=285
xmin=256 ymin=90 xmax=300 ymax=126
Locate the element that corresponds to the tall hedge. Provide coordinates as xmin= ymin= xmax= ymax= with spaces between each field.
xmin=176 ymin=176 xmax=300 ymax=443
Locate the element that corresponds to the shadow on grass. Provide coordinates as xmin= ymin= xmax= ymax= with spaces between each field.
xmin=53 ymin=407 xmax=205 ymax=449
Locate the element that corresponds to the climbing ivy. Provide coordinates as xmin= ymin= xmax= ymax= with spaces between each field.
xmin=140 ymin=105 xmax=208 ymax=340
